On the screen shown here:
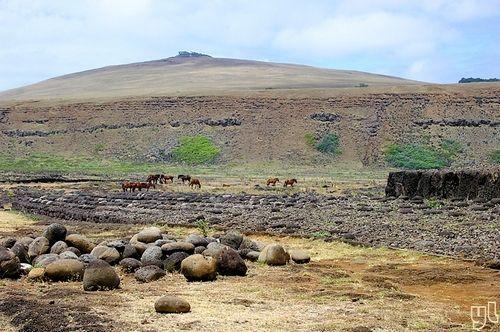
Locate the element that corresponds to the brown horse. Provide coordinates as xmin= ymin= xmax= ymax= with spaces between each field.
xmin=283 ymin=179 xmax=298 ymax=187
xmin=189 ymin=178 xmax=201 ymax=189
xmin=160 ymin=175 xmax=174 ymax=183
xmin=266 ymin=178 xmax=279 ymax=186
xmin=137 ymin=182 xmax=155 ymax=191
xmin=178 ymin=174 xmax=192 ymax=184
xmin=122 ymin=182 xmax=155 ymax=192
xmin=147 ymin=174 xmax=161 ymax=184
xmin=122 ymin=181 xmax=136 ymax=192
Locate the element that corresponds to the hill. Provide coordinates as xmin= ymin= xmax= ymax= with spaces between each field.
xmin=0 ymin=54 xmax=498 ymax=169
xmin=0 ymin=53 xmax=421 ymax=101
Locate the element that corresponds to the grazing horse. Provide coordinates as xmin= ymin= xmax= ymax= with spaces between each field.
xmin=137 ymin=182 xmax=155 ymax=191
xmin=266 ymin=178 xmax=279 ymax=186
xmin=160 ymin=175 xmax=174 ymax=183
xmin=122 ymin=181 xmax=135 ymax=192
xmin=178 ymin=174 xmax=192 ymax=184
xmin=283 ymin=179 xmax=298 ymax=187
xmin=189 ymin=178 xmax=201 ymax=189
xmin=122 ymin=182 xmax=155 ymax=192
xmin=147 ymin=174 xmax=161 ymax=184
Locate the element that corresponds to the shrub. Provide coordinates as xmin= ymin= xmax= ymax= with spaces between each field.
xmin=195 ymin=220 xmax=211 ymax=237
xmin=384 ymin=143 xmax=449 ymax=169
xmin=171 ymin=135 xmax=220 ymax=165
xmin=315 ymin=132 xmax=341 ymax=155
xmin=304 ymin=133 xmax=316 ymax=147
xmin=440 ymin=139 xmax=463 ymax=160
xmin=490 ymin=150 xmax=500 ymax=164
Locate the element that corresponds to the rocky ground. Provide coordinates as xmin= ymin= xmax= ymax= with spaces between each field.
xmin=7 ymin=186 xmax=499 ymax=263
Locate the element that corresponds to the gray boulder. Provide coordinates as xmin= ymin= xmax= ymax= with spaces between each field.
xmin=28 ymin=237 xmax=50 ymax=260
xmin=136 ymin=227 xmax=162 ymax=243
xmin=0 ymin=246 xmax=21 ymax=278
xmin=215 ymin=247 xmax=247 ymax=276
xmin=65 ymin=234 xmax=95 ymax=254
xmin=119 ymin=258 xmax=142 ymax=273
xmin=90 ymin=246 xmax=121 ymax=265
xmin=32 ymin=253 xmax=60 ymax=267
xmin=83 ymin=259 xmax=120 ymax=291
xmin=42 ymin=223 xmax=67 ymax=244
xmin=11 ymin=242 xmax=29 ymax=263
xmin=134 ymin=265 xmax=166 ymax=283
xmin=141 ymin=246 xmax=163 ymax=267
xmin=220 ymin=231 xmax=243 ymax=250
xmin=60 ymin=251 xmax=79 ymax=260
xmin=185 ymin=234 xmax=209 ymax=247
xmin=163 ymin=252 xmax=189 ymax=272
xmin=50 ymin=241 xmax=69 ymax=254
xmin=288 ymin=249 xmax=311 ymax=264
xmin=161 ymin=242 xmax=195 ymax=255
xmin=45 ymin=259 xmax=84 ymax=281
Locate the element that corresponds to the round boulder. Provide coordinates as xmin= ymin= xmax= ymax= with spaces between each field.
xmin=180 ymin=254 xmax=217 ymax=282
xmin=65 ymin=234 xmax=95 ymax=254
xmin=185 ymin=234 xmax=209 ymax=247
xmin=258 ymin=244 xmax=289 ymax=266
xmin=27 ymin=267 xmax=45 ymax=281
xmin=134 ymin=265 xmax=166 ymax=283
xmin=0 ymin=246 xmax=21 ymax=278
xmin=91 ymin=246 xmax=121 ymax=265
xmin=119 ymin=258 xmax=142 ymax=273
xmin=136 ymin=227 xmax=162 ymax=243
xmin=28 ymin=237 xmax=50 ymax=260
xmin=288 ymin=249 xmax=310 ymax=264
xmin=161 ymin=242 xmax=195 ymax=255
xmin=163 ymin=252 xmax=189 ymax=272
xmin=155 ymin=296 xmax=191 ymax=314
xmin=141 ymin=246 xmax=164 ymax=267
xmin=32 ymin=253 xmax=60 ymax=267
xmin=42 ymin=223 xmax=67 ymax=244
xmin=0 ymin=237 xmax=16 ymax=248
xmin=215 ymin=247 xmax=247 ymax=276
xmin=220 ymin=231 xmax=243 ymax=250
xmin=83 ymin=259 xmax=120 ymax=291
xmin=60 ymin=251 xmax=79 ymax=260
xmin=50 ymin=241 xmax=69 ymax=254
xmin=11 ymin=242 xmax=29 ymax=263
xmin=45 ymin=259 xmax=85 ymax=281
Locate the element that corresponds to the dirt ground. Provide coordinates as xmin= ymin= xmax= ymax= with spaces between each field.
xmin=0 ymin=210 xmax=499 ymax=332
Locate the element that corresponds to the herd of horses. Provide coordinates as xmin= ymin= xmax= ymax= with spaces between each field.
xmin=121 ymin=174 xmax=298 ymax=192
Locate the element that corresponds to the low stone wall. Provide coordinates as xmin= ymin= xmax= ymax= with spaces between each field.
xmin=385 ymin=169 xmax=500 ymax=200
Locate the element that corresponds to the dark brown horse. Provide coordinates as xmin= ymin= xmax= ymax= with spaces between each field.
xmin=266 ymin=178 xmax=279 ymax=186
xmin=283 ymin=179 xmax=298 ymax=187
xmin=147 ymin=174 xmax=161 ymax=184
xmin=137 ymin=182 xmax=155 ymax=191
xmin=160 ymin=175 xmax=174 ymax=183
xmin=189 ymin=178 xmax=201 ymax=189
xmin=122 ymin=182 xmax=155 ymax=192
xmin=178 ymin=174 xmax=191 ymax=184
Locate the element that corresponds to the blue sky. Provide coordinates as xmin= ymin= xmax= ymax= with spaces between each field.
xmin=1 ymin=0 xmax=499 ymax=91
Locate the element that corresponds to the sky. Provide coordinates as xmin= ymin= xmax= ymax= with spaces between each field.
xmin=0 ymin=0 xmax=499 ymax=91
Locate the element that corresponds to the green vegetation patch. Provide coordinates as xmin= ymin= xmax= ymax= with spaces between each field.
xmin=384 ymin=141 xmax=462 ymax=170
xmin=171 ymin=135 xmax=221 ymax=165
xmin=306 ymin=132 xmax=341 ymax=155
xmin=490 ymin=150 xmax=500 ymax=164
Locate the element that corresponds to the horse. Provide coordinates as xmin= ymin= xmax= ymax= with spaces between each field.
xmin=266 ymin=178 xmax=279 ymax=186
xmin=137 ymin=182 xmax=155 ymax=191
xmin=189 ymin=178 xmax=201 ymax=189
xmin=160 ymin=175 xmax=174 ymax=183
xmin=146 ymin=174 xmax=161 ymax=184
xmin=283 ymin=179 xmax=298 ymax=187
xmin=122 ymin=181 xmax=135 ymax=192
xmin=178 ymin=174 xmax=191 ymax=184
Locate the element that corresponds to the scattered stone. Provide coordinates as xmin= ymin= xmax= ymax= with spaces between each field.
xmin=83 ymin=259 xmax=120 ymax=291
xmin=91 ymin=246 xmax=121 ymax=265
xmin=50 ymin=241 xmax=68 ymax=254
xmin=60 ymin=251 xmax=79 ymax=260
xmin=136 ymin=227 xmax=162 ymax=243
xmin=203 ymin=242 xmax=228 ymax=257
xmin=27 ymin=267 xmax=45 ymax=281
xmin=164 ymin=252 xmax=189 ymax=272
xmin=141 ymin=246 xmax=164 ymax=267
xmin=288 ymin=249 xmax=311 ymax=264
xmin=258 ymin=244 xmax=289 ymax=266
xmin=194 ymin=246 xmax=206 ymax=254
xmin=11 ymin=242 xmax=29 ymax=263
xmin=215 ymin=247 xmax=247 ymax=276
xmin=180 ymin=254 xmax=217 ymax=281
xmin=65 ymin=234 xmax=95 ymax=254
xmin=0 ymin=246 xmax=21 ymax=278
xmin=28 ymin=236 xmax=50 ymax=260
xmin=220 ymin=231 xmax=243 ymax=250
xmin=119 ymin=258 xmax=142 ymax=273
xmin=45 ymin=259 xmax=85 ymax=281
xmin=134 ymin=265 xmax=166 ymax=283
xmin=161 ymin=242 xmax=195 ymax=255
xmin=42 ymin=223 xmax=67 ymax=244
xmin=185 ymin=234 xmax=209 ymax=247
xmin=78 ymin=253 xmax=98 ymax=267
xmin=32 ymin=253 xmax=60 ymax=267
xmin=238 ymin=237 xmax=261 ymax=252
xmin=122 ymin=244 xmax=139 ymax=259
xmin=155 ymin=296 xmax=191 ymax=314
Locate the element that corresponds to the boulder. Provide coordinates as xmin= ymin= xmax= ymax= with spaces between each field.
xmin=119 ymin=258 xmax=142 ymax=273
xmin=203 ymin=242 xmax=228 ymax=257
xmin=163 ymin=252 xmax=189 ymax=272
xmin=141 ymin=246 xmax=164 ymax=267
xmin=245 ymin=251 xmax=261 ymax=262
xmin=258 ymin=244 xmax=288 ymax=266
xmin=50 ymin=241 xmax=68 ymax=254
xmin=45 ymin=259 xmax=85 ymax=281
xmin=215 ymin=247 xmax=247 ymax=276
xmin=161 ymin=242 xmax=195 ymax=255
xmin=27 ymin=267 xmax=45 ymax=281
xmin=65 ymin=234 xmax=95 ymax=254
xmin=185 ymin=234 xmax=209 ymax=247
xmin=78 ymin=253 xmax=98 ymax=267
xmin=194 ymin=246 xmax=206 ymax=254
xmin=155 ymin=296 xmax=191 ymax=313
xmin=0 ymin=237 xmax=16 ymax=248
xmin=136 ymin=227 xmax=162 ymax=243
xmin=42 ymin=223 xmax=67 ymax=244
xmin=28 ymin=237 xmax=50 ymax=260
xmin=90 ymin=246 xmax=121 ymax=265
xmin=220 ymin=231 xmax=243 ymax=250
xmin=130 ymin=234 xmax=148 ymax=255
xmin=122 ymin=244 xmax=138 ymax=259
xmin=60 ymin=251 xmax=79 ymax=260
xmin=83 ymin=259 xmax=120 ymax=291
xmin=134 ymin=265 xmax=166 ymax=283
xmin=238 ymin=237 xmax=261 ymax=252
xmin=288 ymin=249 xmax=311 ymax=264
xmin=11 ymin=242 xmax=29 ymax=263
xmin=180 ymin=254 xmax=217 ymax=282
xmin=65 ymin=247 xmax=81 ymax=256
xmin=0 ymin=246 xmax=21 ymax=278
xmin=17 ymin=237 xmax=35 ymax=247
xmin=32 ymin=253 xmax=60 ymax=267
xmin=104 ymin=239 xmax=127 ymax=253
